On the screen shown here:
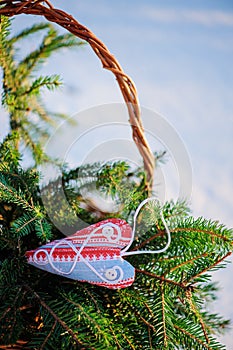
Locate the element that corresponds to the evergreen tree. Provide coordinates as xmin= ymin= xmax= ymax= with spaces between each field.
xmin=0 ymin=17 xmax=232 ymax=349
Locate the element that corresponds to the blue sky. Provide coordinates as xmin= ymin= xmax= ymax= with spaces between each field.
xmin=1 ymin=0 xmax=233 ymax=347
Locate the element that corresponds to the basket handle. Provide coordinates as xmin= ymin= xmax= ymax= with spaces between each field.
xmin=0 ymin=0 xmax=155 ymax=190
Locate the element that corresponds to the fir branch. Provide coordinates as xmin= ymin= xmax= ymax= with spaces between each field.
xmin=34 ymin=218 xmax=52 ymax=241
xmin=135 ymin=268 xmax=190 ymax=290
xmin=18 ymin=75 xmax=62 ymax=96
xmin=185 ymin=289 xmax=210 ymax=345
xmin=39 ymin=320 xmax=57 ymax=350
xmin=148 ymin=326 xmax=153 ymax=350
xmin=15 ymin=27 xmax=84 ymax=81
xmin=123 ymin=297 xmax=156 ymax=333
xmin=174 ymin=323 xmax=223 ymax=350
xmin=187 ymin=252 xmax=232 ymax=284
xmin=106 ymin=325 xmax=122 ymax=350
xmin=131 ymin=229 xmax=164 ymax=251
xmin=61 ymin=294 xmax=113 ymax=348
xmin=0 ymin=17 xmax=82 ymax=164
xmin=121 ymin=333 xmax=136 ymax=350
xmin=13 ymin=214 xmax=37 ymax=235
xmin=160 ymin=282 xmax=168 ymax=348
xmin=19 ymin=124 xmax=46 ymax=163
xmin=0 ymin=177 xmax=35 ymax=212
xmin=172 ymin=218 xmax=233 ymax=243
xmin=8 ymin=22 xmax=50 ymax=46
xmin=21 ymin=117 xmax=50 ymax=140
xmin=30 ymin=98 xmax=66 ymax=127
xmin=163 ymin=252 xmax=209 ymax=277
xmin=0 ymin=306 xmax=11 ymax=324
xmin=23 ymin=285 xmax=88 ymax=350
xmin=81 ymin=286 xmax=101 ymax=313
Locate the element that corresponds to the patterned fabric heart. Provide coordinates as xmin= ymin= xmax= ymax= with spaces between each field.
xmin=26 ymin=199 xmax=171 ymax=289
xmin=26 ymin=218 xmax=135 ymax=289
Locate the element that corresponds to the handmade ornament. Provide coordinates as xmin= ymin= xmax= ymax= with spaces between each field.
xmin=26 ymin=199 xmax=171 ymax=289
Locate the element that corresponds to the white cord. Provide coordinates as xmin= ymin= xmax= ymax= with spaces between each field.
xmin=121 ymin=198 xmax=171 ymax=257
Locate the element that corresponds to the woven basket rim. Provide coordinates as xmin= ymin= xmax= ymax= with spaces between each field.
xmin=0 ymin=0 xmax=155 ymax=189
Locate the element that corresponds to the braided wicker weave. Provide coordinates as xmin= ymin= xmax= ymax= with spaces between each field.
xmin=0 ymin=0 xmax=155 ymax=189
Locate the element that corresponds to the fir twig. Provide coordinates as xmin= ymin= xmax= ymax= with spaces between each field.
xmin=174 ymin=324 xmax=213 ymax=350
xmin=39 ymin=320 xmax=57 ymax=350
xmin=23 ymin=285 xmax=88 ymax=350
xmin=135 ymin=268 xmax=190 ymax=290
xmin=160 ymin=282 xmax=168 ymax=348
xmin=163 ymin=252 xmax=209 ymax=276
xmin=172 ymin=226 xmax=232 ymax=243
xmin=188 ymin=252 xmax=232 ymax=284
xmin=185 ymin=289 xmax=210 ymax=344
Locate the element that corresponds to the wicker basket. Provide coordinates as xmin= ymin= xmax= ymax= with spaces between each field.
xmin=0 ymin=0 xmax=154 ymax=190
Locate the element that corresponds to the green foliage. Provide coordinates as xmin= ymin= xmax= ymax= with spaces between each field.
xmin=0 ymin=16 xmax=232 ymax=350
xmin=0 ymin=16 xmax=84 ymax=164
